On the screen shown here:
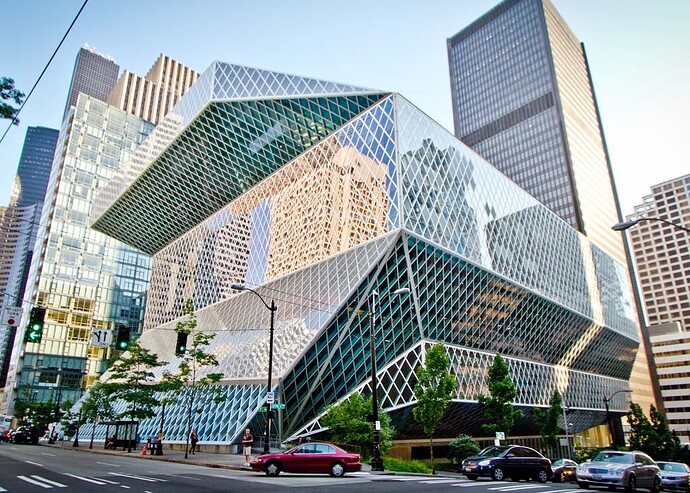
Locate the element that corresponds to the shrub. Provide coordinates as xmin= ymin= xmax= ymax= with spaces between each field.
xmin=382 ymin=457 xmax=432 ymax=474
xmin=448 ymin=434 xmax=481 ymax=464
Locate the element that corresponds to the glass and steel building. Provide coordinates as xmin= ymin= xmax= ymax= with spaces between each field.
xmin=447 ymin=0 xmax=656 ymax=415
xmin=90 ymin=63 xmax=638 ymax=447
xmin=63 ymin=46 xmax=119 ymax=122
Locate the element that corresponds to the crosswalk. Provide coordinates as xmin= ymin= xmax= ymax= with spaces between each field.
xmin=373 ymin=476 xmax=579 ymax=492
xmin=3 ymin=471 xmax=168 ymax=489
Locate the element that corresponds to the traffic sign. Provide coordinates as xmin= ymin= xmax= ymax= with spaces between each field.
xmin=266 ymin=391 xmax=275 ymax=404
xmin=91 ymin=329 xmax=112 ymax=348
xmin=271 ymin=403 xmax=286 ymax=410
xmin=2 ymin=306 xmax=22 ymax=326
xmin=259 ymin=406 xmax=267 ymax=412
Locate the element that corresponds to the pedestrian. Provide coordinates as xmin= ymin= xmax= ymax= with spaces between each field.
xmin=241 ymin=428 xmax=253 ymax=466
xmin=190 ymin=430 xmax=198 ymax=455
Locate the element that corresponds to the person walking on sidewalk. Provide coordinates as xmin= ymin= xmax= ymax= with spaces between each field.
xmin=190 ymin=430 xmax=198 ymax=455
xmin=241 ymin=428 xmax=253 ymax=466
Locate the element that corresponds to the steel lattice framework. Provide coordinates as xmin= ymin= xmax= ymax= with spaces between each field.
xmin=90 ymin=62 xmax=637 ymax=445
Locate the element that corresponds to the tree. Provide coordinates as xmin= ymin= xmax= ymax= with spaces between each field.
xmin=627 ymin=402 xmax=653 ymax=452
xmin=412 ymin=343 xmax=457 ymax=474
xmin=161 ymin=299 xmax=225 ymax=458
xmin=80 ymin=382 xmax=115 ymax=449
xmin=448 ymin=434 xmax=481 ymax=465
xmin=321 ymin=392 xmax=394 ymax=459
xmin=628 ymin=402 xmax=682 ymax=460
xmin=534 ymin=390 xmax=563 ymax=450
xmin=478 ymin=353 xmax=522 ymax=437
xmin=0 ymin=77 xmax=25 ymax=124
xmin=104 ymin=340 xmax=166 ymax=450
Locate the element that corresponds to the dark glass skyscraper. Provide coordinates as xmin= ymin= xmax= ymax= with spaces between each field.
xmin=63 ymin=46 xmax=119 ymax=121
xmin=447 ymin=0 xmax=656 ymax=416
xmin=13 ymin=126 xmax=59 ymax=208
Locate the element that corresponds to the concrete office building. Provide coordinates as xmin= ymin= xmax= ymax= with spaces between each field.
xmin=447 ymin=0 xmax=656 ymax=420
xmin=1 ymin=53 xmax=197 ymax=416
xmin=63 ymin=45 xmax=119 ymax=121
xmin=89 ymin=63 xmax=638 ymax=454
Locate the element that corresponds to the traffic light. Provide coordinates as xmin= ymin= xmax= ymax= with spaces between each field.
xmin=115 ymin=328 xmax=130 ymax=351
xmin=24 ymin=307 xmax=46 ymax=343
xmin=175 ymin=331 xmax=189 ymax=356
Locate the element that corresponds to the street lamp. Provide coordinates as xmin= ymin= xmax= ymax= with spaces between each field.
xmin=612 ymin=217 xmax=690 ymax=233
xmin=369 ymin=287 xmax=410 ymax=472
xmin=604 ymin=389 xmax=632 ymax=448
xmin=232 ymin=284 xmax=277 ymax=454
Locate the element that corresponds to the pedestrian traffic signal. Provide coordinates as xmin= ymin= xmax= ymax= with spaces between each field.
xmin=175 ymin=331 xmax=189 ymax=356
xmin=115 ymin=328 xmax=130 ymax=351
xmin=24 ymin=307 xmax=46 ymax=343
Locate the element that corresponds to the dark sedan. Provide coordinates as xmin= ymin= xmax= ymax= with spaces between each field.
xmin=552 ymin=458 xmax=578 ymax=482
xmin=250 ymin=442 xmax=362 ymax=477
xmin=11 ymin=425 xmax=40 ymax=444
xmin=462 ymin=445 xmax=552 ymax=482
xmin=657 ymin=462 xmax=690 ymax=492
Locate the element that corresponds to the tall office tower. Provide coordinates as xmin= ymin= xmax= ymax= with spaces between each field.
xmin=63 ymin=45 xmax=119 ymax=121
xmin=649 ymin=322 xmax=690 ymax=444
xmin=0 ymin=127 xmax=58 ymax=387
xmin=447 ymin=0 xmax=657 ymax=420
xmin=107 ymin=54 xmax=200 ymax=125
xmin=88 ymin=62 xmax=637 ymax=450
xmin=626 ymin=175 xmax=690 ymax=333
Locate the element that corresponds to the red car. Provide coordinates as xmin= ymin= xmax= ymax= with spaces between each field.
xmin=250 ymin=442 xmax=362 ymax=477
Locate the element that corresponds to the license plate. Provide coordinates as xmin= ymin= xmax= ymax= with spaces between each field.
xmin=465 ymin=467 xmax=476 ymax=472
xmin=593 ymin=475 xmax=602 ymax=481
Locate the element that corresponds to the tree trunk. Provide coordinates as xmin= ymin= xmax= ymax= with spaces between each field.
xmin=429 ymin=435 xmax=435 ymax=475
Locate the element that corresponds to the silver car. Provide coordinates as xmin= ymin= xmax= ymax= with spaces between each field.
xmin=657 ymin=462 xmax=690 ymax=492
xmin=576 ymin=450 xmax=660 ymax=492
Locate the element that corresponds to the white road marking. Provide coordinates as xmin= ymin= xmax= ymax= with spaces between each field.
xmin=18 ymin=476 xmax=52 ymax=488
xmin=454 ymin=481 xmax=507 ymax=487
xmin=31 ymin=475 xmax=68 ymax=488
xmin=422 ymin=479 xmax=471 ymax=484
xmin=24 ymin=460 xmax=43 ymax=467
xmin=64 ymin=473 xmax=107 ymax=485
xmin=41 ymin=452 xmax=56 ymax=457
xmin=490 ymin=485 xmax=550 ymax=491
xmin=374 ymin=476 xmax=423 ymax=481
xmin=108 ymin=472 xmax=166 ymax=482
xmin=0 ymin=486 xmax=7 ymax=492
xmin=97 ymin=461 xmax=121 ymax=467
xmin=157 ymin=473 xmax=202 ymax=480
xmin=120 ymin=486 xmax=130 ymax=489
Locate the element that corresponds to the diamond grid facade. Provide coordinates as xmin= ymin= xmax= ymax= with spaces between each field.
xmin=91 ymin=63 xmax=637 ymax=445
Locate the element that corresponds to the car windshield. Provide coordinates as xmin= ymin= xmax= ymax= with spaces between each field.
xmin=593 ymin=452 xmax=633 ymax=464
xmin=552 ymin=459 xmax=564 ymax=466
xmin=477 ymin=446 xmax=510 ymax=458
xmin=659 ymin=463 xmax=687 ymax=473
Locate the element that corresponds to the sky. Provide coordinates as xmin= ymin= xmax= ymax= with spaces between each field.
xmin=2 ymin=0 xmax=689 ymax=217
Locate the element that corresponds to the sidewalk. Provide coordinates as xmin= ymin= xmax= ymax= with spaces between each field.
xmin=42 ymin=440 xmax=461 ymax=478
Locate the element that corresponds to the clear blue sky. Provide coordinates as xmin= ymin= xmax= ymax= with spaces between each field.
xmin=2 ymin=0 xmax=689 ymax=217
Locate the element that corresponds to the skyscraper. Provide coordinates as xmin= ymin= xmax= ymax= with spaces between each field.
xmin=63 ymin=45 xmax=119 ymax=121
xmin=447 ymin=0 xmax=656 ymax=417
xmin=0 ymin=126 xmax=58 ymax=387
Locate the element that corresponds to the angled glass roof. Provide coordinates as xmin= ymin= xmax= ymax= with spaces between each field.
xmin=93 ymin=65 xmax=389 ymax=255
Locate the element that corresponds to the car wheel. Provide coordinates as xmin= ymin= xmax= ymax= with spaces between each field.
xmin=626 ymin=475 xmax=637 ymax=493
xmin=265 ymin=461 xmax=281 ymax=477
xmin=330 ymin=462 xmax=345 ymax=477
xmin=492 ymin=467 xmax=505 ymax=481
xmin=466 ymin=474 xmax=478 ymax=480
xmin=537 ymin=469 xmax=549 ymax=483
xmin=578 ymin=481 xmax=590 ymax=489
xmin=650 ymin=476 xmax=660 ymax=493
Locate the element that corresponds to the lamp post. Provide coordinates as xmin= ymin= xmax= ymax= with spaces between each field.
xmin=232 ymin=284 xmax=276 ymax=454
xmin=612 ymin=217 xmax=690 ymax=233
xmin=369 ymin=287 xmax=410 ymax=472
xmin=603 ymin=389 xmax=632 ymax=448
xmin=561 ymin=401 xmax=573 ymax=460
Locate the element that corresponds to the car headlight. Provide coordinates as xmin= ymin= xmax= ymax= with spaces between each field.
xmin=577 ymin=464 xmax=586 ymax=472
xmin=478 ymin=460 xmax=492 ymax=466
xmin=613 ymin=468 xmax=625 ymax=476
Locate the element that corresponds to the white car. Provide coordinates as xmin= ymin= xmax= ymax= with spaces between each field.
xmin=577 ymin=450 xmax=660 ymax=492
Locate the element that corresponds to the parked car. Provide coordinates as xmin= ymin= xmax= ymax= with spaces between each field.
xmin=250 ymin=441 xmax=362 ymax=477
xmin=0 ymin=428 xmax=10 ymax=442
xmin=657 ymin=462 xmax=690 ymax=492
xmin=461 ymin=445 xmax=552 ymax=482
xmin=576 ymin=450 xmax=660 ymax=492
xmin=552 ymin=458 xmax=578 ymax=482
xmin=11 ymin=425 xmax=40 ymax=445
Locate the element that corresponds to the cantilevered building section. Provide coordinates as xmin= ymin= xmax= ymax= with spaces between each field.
xmin=92 ymin=63 xmax=639 ymax=448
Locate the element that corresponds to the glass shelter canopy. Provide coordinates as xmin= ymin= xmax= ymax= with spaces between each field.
xmin=91 ymin=63 xmax=637 ymax=445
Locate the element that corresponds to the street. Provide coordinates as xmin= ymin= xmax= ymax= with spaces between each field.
xmin=0 ymin=444 xmax=585 ymax=493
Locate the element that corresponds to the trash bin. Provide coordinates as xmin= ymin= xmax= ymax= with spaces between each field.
xmin=152 ymin=437 xmax=163 ymax=455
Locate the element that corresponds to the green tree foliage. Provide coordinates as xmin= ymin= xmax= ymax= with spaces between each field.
xmin=448 ymin=434 xmax=481 ymax=464
xmin=80 ymin=382 xmax=115 ymax=449
xmin=104 ymin=340 xmax=166 ymax=424
xmin=0 ymin=77 xmax=25 ymax=124
xmin=534 ymin=391 xmax=563 ymax=449
xmin=321 ymin=393 xmax=394 ymax=459
xmin=13 ymin=393 xmax=54 ymax=429
xmin=478 ymin=353 xmax=522 ymax=436
xmin=412 ymin=343 xmax=457 ymax=473
xmin=161 ymin=299 xmax=225 ymax=453
xmin=628 ymin=402 xmax=682 ymax=460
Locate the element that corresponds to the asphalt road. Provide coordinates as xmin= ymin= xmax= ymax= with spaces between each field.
xmin=0 ymin=443 xmax=585 ymax=493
